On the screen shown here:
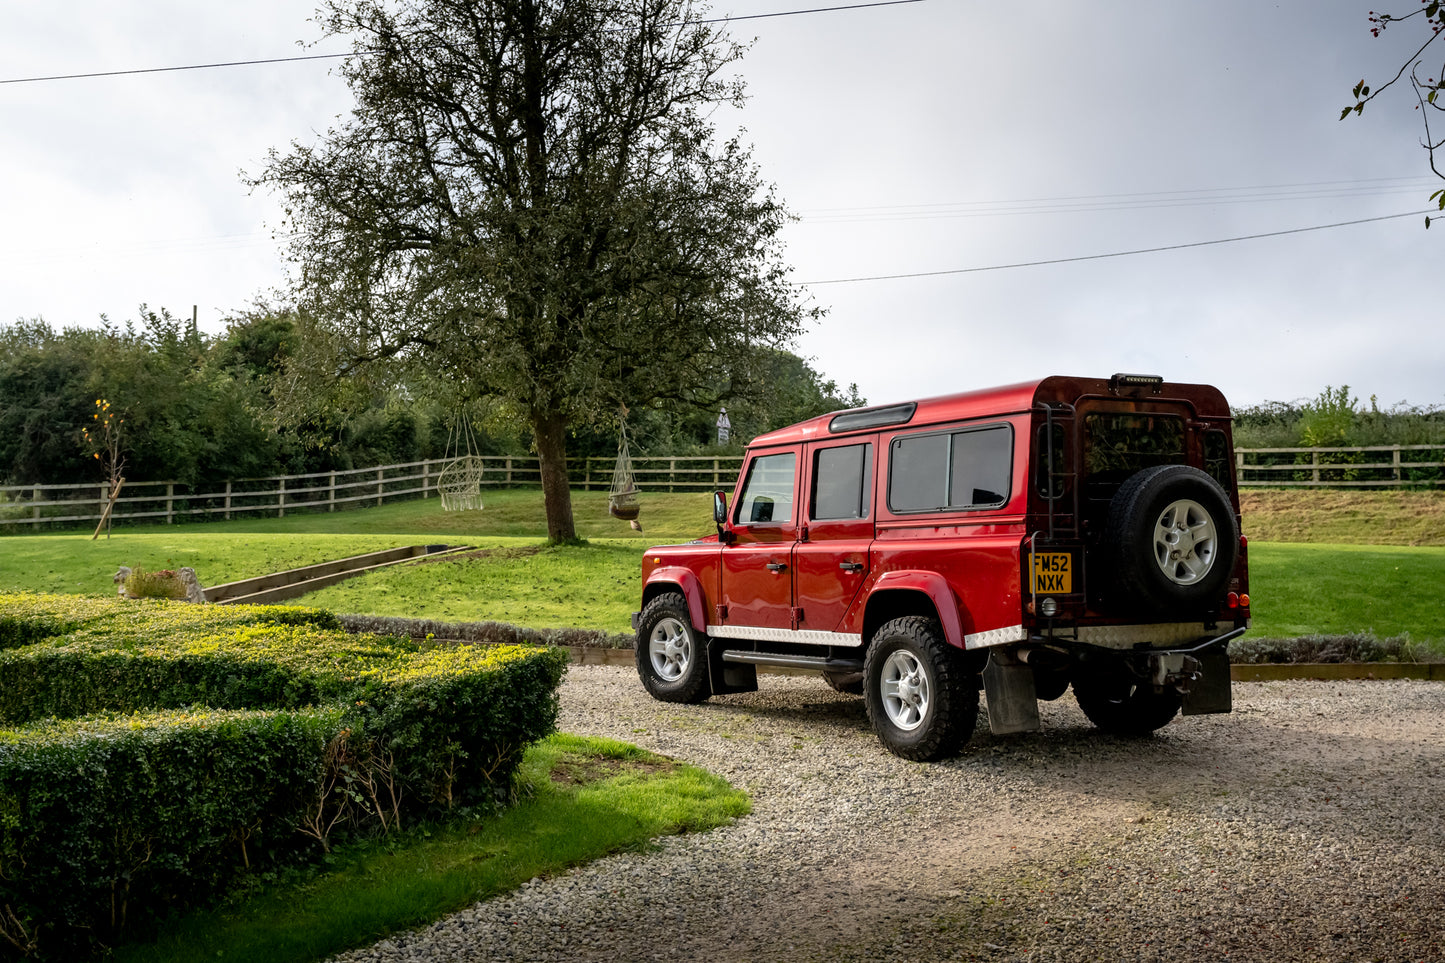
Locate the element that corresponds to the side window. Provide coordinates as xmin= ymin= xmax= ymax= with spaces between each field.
xmin=811 ymin=443 xmax=873 ymax=521
xmin=735 ymin=452 xmax=796 ymax=525
xmin=889 ymin=425 xmax=1012 ymax=513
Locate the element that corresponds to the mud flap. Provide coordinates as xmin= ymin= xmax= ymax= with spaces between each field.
xmin=707 ymin=638 xmax=758 ymax=696
xmin=1181 ymin=645 xmax=1232 ymax=715
xmin=982 ymin=649 xmax=1042 ymax=734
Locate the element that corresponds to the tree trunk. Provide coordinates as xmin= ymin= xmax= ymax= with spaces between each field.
xmin=532 ymin=410 xmax=577 ymax=543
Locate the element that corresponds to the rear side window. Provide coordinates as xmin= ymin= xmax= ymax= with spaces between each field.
xmin=735 ymin=452 xmax=796 ymax=524
xmin=888 ymin=425 xmax=1012 ymax=513
xmin=811 ymin=443 xmax=873 ymax=520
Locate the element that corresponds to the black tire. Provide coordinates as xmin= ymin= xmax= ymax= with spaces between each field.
xmin=1032 ymin=668 xmax=1071 ymax=702
xmin=1103 ymin=465 xmax=1239 ymax=615
xmin=863 ymin=616 xmax=978 ymax=761
xmin=1073 ymin=676 xmax=1182 ymax=736
xmin=635 ymin=593 xmax=710 ymax=704
xmin=822 ymin=671 xmax=865 ymax=696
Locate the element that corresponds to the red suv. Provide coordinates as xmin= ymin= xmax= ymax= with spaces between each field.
xmin=633 ymin=375 xmax=1250 ymax=760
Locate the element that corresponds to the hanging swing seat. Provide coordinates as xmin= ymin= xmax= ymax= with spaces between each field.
xmin=437 ymin=417 xmax=485 ymax=512
xmin=608 ymin=418 xmax=642 ymax=522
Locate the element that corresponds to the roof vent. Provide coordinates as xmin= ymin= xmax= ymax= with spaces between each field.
xmin=829 ymin=402 xmax=917 ymax=433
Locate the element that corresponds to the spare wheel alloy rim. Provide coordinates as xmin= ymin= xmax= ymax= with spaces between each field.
xmin=880 ymin=648 xmax=930 ymax=731
xmin=1152 ymin=497 xmax=1218 ymax=585
xmin=649 ymin=616 xmax=692 ymax=681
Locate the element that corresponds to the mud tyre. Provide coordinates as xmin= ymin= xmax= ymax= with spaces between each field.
xmin=1074 ymin=677 xmax=1182 ymax=736
xmin=822 ymin=671 xmax=865 ymax=696
xmin=863 ymin=616 xmax=978 ymax=761
xmin=1104 ymin=465 xmax=1238 ymax=615
xmin=635 ymin=593 xmax=710 ymax=704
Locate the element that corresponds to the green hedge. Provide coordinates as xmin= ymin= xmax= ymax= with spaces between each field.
xmin=0 ymin=593 xmax=567 ymax=960
xmin=0 ymin=709 xmax=342 ymax=959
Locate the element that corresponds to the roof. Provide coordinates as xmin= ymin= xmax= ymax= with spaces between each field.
xmin=746 ymin=375 xmax=1232 ymax=448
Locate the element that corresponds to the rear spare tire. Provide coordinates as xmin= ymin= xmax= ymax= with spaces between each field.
xmin=1103 ymin=465 xmax=1238 ymax=615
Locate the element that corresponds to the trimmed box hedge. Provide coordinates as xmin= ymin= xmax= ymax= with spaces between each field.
xmin=0 ymin=593 xmax=567 ymax=960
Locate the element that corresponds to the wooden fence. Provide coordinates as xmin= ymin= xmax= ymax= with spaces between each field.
xmin=2 ymin=445 xmax=1441 ymax=531
xmin=0 ymin=455 xmax=745 ymax=530
xmin=1235 ymin=444 xmax=1445 ymax=488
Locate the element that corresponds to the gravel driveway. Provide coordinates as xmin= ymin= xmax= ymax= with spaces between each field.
xmin=335 ymin=666 xmax=1445 ymax=963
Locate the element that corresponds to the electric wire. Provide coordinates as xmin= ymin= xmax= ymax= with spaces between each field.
xmin=796 ymin=209 xmax=1435 ymax=286
xmin=0 ymin=1 xmax=925 ymax=85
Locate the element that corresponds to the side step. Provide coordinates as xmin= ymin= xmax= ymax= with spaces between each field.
xmin=206 ymin=544 xmax=473 ymax=605
xmin=721 ymin=651 xmax=865 ymax=674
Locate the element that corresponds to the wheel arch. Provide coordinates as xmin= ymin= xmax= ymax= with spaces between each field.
xmin=861 ymin=572 xmax=967 ymax=651
xmin=641 ymin=567 xmax=709 ymax=633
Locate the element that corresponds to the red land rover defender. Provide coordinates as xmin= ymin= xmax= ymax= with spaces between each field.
xmin=633 ymin=375 xmax=1250 ymax=760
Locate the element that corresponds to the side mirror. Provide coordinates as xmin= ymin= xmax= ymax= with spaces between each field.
xmin=713 ymin=491 xmax=735 ymax=543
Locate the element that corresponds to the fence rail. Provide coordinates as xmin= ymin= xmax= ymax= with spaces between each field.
xmin=1235 ymin=444 xmax=1445 ymax=488
xmin=0 ymin=456 xmax=746 ymax=530
xmin=2 ymin=445 xmax=1441 ymax=531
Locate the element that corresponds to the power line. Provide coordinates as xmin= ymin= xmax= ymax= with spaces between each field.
xmin=0 ymin=1 xmax=926 ymax=86
xmin=796 ymin=210 xmax=1434 ymax=286
xmin=797 ymin=177 xmax=1443 ymax=224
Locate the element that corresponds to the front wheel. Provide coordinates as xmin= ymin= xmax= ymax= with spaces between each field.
xmin=1073 ymin=677 xmax=1181 ymax=736
xmin=863 ymin=616 xmax=977 ymax=761
xmin=635 ymin=593 xmax=710 ymax=704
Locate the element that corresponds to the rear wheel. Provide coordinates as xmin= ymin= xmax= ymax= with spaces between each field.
xmin=1073 ymin=677 xmax=1181 ymax=735
xmin=635 ymin=593 xmax=710 ymax=704
xmin=822 ymin=671 xmax=865 ymax=696
xmin=863 ymin=616 xmax=977 ymax=761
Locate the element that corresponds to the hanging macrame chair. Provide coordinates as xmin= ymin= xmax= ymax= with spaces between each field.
xmin=608 ymin=417 xmax=641 ymax=522
xmin=437 ymin=416 xmax=486 ymax=512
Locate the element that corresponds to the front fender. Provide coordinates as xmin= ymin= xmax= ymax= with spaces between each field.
xmin=866 ymin=570 xmax=968 ymax=650
xmin=642 ymin=566 xmax=710 ymax=634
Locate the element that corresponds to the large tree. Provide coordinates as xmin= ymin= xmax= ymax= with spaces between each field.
xmin=1343 ymin=3 xmax=1445 ymax=221
xmin=253 ymin=0 xmax=816 ymax=541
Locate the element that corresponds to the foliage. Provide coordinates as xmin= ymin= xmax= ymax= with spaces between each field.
xmin=110 ymin=734 xmax=747 ymax=963
xmin=0 ymin=708 xmax=342 ymax=959
xmin=122 ymin=566 xmax=188 ymax=600
xmin=0 ymin=594 xmax=566 ymax=959
xmin=1230 ymin=632 xmax=1443 ymax=664
xmin=1341 ymin=3 xmax=1445 ymax=221
xmin=252 ymin=0 xmax=819 ymax=542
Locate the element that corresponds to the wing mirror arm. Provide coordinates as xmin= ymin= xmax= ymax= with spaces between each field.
xmin=713 ymin=491 xmax=736 ymax=544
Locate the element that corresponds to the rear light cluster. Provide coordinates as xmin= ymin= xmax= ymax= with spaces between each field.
xmin=1226 ymin=592 xmax=1251 ymax=609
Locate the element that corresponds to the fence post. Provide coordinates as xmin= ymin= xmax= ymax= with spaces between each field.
xmin=278 ymin=477 xmax=287 ymax=518
xmin=377 ymin=468 xmax=384 ymax=506
xmin=1311 ymin=451 xmax=1320 ymax=485
xmin=422 ymin=460 xmax=430 ymax=498
xmin=1393 ymin=445 xmax=1402 ymax=484
xmin=32 ymin=486 xmax=41 ymax=523
xmin=224 ymin=480 xmax=232 ymax=521
xmin=329 ymin=472 xmax=336 ymax=512
xmin=505 ymin=457 xmax=513 ymax=485
xmin=166 ymin=483 xmax=174 ymax=524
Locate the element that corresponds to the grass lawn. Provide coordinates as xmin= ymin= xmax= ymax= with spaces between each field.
xmin=111 ymin=733 xmax=749 ymax=963
xmin=1246 ymin=542 xmax=1445 ymax=642
xmin=2 ymin=488 xmax=1442 ymax=642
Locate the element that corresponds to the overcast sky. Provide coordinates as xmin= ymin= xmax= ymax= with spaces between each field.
xmin=1 ymin=0 xmax=1440 ymax=411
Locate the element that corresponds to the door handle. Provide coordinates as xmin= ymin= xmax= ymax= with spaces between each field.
xmin=838 ymin=561 xmax=864 ymax=573
xmin=766 ymin=562 xmax=788 ymax=572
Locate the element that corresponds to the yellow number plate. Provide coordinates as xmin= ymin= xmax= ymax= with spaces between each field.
xmin=1032 ymin=552 xmax=1072 ymax=594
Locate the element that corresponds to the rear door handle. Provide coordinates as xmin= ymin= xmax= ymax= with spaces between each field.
xmin=838 ymin=561 xmax=863 ymax=573
xmin=766 ymin=562 xmax=787 ymax=572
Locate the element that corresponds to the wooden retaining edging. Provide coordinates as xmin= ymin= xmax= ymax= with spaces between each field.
xmin=206 ymin=545 xmax=472 ymax=605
